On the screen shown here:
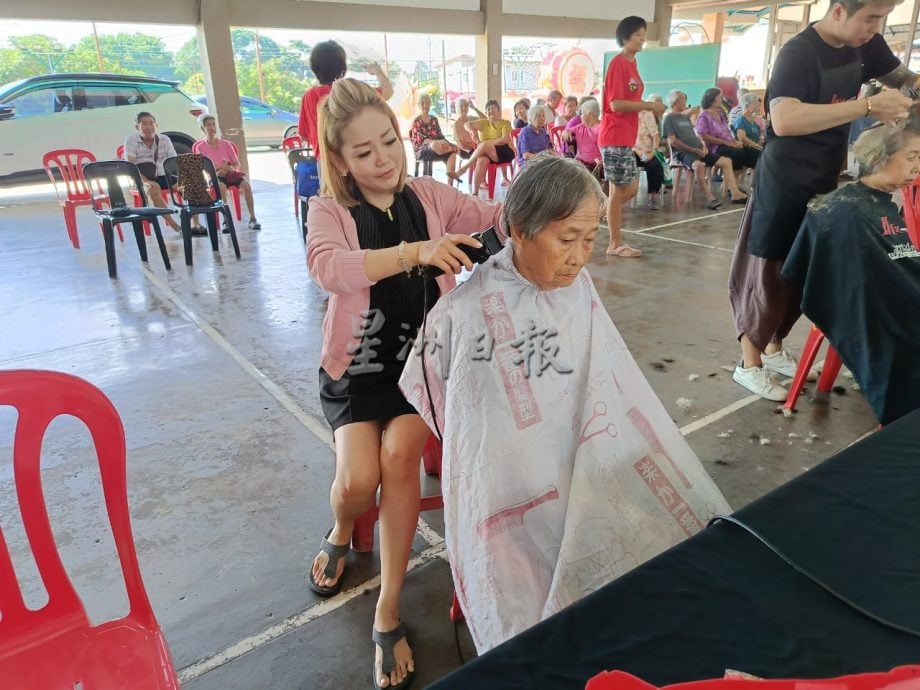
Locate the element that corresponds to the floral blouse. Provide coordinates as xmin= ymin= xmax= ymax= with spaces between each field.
xmin=409 ymin=115 xmax=446 ymax=156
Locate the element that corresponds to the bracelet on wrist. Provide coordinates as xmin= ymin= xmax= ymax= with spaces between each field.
xmin=397 ymin=241 xmax=412 ymax=275
xmin=865 ymin=97 xmax=872 ymax=117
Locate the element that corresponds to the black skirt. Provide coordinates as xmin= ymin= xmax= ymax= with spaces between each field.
xmin=318 ymin=365 xmax=417 ymax=433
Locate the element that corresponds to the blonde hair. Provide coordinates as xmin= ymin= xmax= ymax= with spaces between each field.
xmin=318 ymin=78 xmax=407 ymax=206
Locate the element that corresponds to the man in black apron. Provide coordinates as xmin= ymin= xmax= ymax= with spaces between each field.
xmin=728 ymin=0 xmax=916 ymax=401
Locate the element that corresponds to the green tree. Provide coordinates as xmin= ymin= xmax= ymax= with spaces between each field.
xmin=58 ymin=34 xmax=175 ymax=80
xmin=0 ymin=35 xmax=66 ymax=84
xmin=236 ymin=58 xmax=310 ymax=112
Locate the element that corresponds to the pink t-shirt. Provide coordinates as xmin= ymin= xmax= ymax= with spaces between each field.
xmin=193 ymin=138 xmax=239 ymax=168
xmin=570 ymin=123 xmax=601 ymax=164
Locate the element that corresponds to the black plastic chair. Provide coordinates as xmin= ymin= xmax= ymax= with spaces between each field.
xmin=286 ymin=148 xmax=317 ymax=241
xmin=82 ymin=160 xmax=173 ymax=279
xmin=163 ymin=155 xmax=241 ymax=266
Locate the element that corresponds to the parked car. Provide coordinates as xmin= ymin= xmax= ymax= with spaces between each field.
xmin=0 ymin=73 xmax=204 ymax=184
xmin=191 ymin=95 xmax=299 ymax=148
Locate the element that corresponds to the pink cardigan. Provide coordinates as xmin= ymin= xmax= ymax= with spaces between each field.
xmin=307 ymin=176 xmax=504 ymax=380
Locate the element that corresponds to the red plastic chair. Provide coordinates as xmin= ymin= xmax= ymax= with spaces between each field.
xmin=783 ymin=325 xmax=844 ymax=413
xmin=484 ymin=160 xmax=515 ymax=200
xmin=192 ymin=140 xmax=243 ymax=221
xmin=899 ymin=182 xmax=920 ymax=249
xmin=283 ymin=136 xmax=307 ymax=216
xmin=548 ymin=124 xmax=566 ymax=154
xmin=42 ymin=148 xmax=101 ymax=249
xmin=0 ymin=370 xmax=179 ymax=689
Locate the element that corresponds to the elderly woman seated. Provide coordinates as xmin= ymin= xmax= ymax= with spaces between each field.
xmin=400 ymin=155 xmax=730 ymax=653
xmin=696 ymin=87 xmax=759 ymax=177
xmin=516 ymin=105 xmax=555 ymax=167
xmin=562 ymin=99 xmax=602 ymax=179
xmin=730 ymin=93 xmax=765 ymax=161
xmin=783 ymin=117 xmax=920 ymax=425
xmin=663 ymin=89 xmax=748 ymax=210
xmin=408 ymin=93 xmax=459 ymax=177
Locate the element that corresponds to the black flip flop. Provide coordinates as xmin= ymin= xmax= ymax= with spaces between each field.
xmin=372 ymin=621 xmax=414 ymax=690
xmin=308 ymin=530 xmax=349 ymax=597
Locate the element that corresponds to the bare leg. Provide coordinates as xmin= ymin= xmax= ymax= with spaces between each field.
xmin=446 ymin=152 xmax=457 ymax=177
xmin=455 ymin=142 xmax=496 ymax=177
xmin=373 ymin=414 xmax=429 ymax=689
xmin=144 ymin=180 xmax=179 ymax=230
xmin=310 ymin=421 xmax=382 ymax=588
xmin=605 ymin=178 xmax=640 ymax=256
xmin=471 ymin=158 xmax=489 ymax=196
xmin=740 ymin=333 xmax=763 ymax=369
xmin=715 ymin=157 xmax=747 ymax=199
xmin=240 ymin=180 xmax=257 ymax=220
xmin=693 ymin=162 xmax=715 ymax=202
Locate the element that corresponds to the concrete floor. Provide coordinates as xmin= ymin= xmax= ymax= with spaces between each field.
xmin=0 ymin=152 xmax=877 ymax=689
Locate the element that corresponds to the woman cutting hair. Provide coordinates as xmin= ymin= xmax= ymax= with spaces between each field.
xmin=306 ymin=78 xmax=502 ymax=690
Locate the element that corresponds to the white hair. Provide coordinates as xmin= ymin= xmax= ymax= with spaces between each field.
xmin=667 ymin=89 xmax=686 ymax=108
xmin=580 ymin=99 xmax=600 ymax=117
xmin=527 ymin=105 xmax=546 ymax=123
xmin=740 ymin=93 xmax=759 ymax=110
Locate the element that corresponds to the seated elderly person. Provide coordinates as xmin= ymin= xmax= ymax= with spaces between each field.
xmin=635 ymin=105 xmax=666 ymax=210
xmin=400 ymin=155 xmax=730 ymax=653
xmin=516 ymin=105 xmax=555 ymax=167
xmin=512 ymin=99 xmax=529 ymax=129
xmin=193 ymin=113 xmax=260 ymax=230
xmin=662 ymin=89 xmax=748 ymax=210
xmin=123 ymin=111 xmax=180 ymax=231
xmin=782 ymin=118 xmax=920 ymax=425
xmin=556 ymin=95 xmax=578 ymax=126
xmin=409 ymin=93 xmax=459 ymax=178
xmin=730 ymin=93 xmax=765 ymax=162
xmin=562 ymin=99 xmax=602 ymax=172
xmin=696 ymin=88 xmax=759 ymax=176
xmin=451 ymin=99 xmax=515 ymax=193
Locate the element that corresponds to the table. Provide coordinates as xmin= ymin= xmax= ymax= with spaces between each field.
xmin=429 ymin=411 xmax=920 ymax=689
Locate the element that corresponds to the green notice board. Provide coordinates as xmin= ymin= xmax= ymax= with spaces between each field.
xmin=603 ymin=44 xmax=720 ymax=107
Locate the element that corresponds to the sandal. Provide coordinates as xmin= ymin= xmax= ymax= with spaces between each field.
xmin=707 ymin=199 xmax=722 ymax=210
xmin=190 ymin=226 xmax=208 ymax=237
xmin=606 ymin=244 xmax=642 ymax=258
xmin=307 ymin=530 xmax=350 ymax=597
xmin=372 ymin=621 xmax=414 ymax=690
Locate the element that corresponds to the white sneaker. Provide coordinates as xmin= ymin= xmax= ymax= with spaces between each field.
xmin=733 ymin=364 xmax=788 ymax=402
xmin=762 ymin=348 xmax=818 ymax=381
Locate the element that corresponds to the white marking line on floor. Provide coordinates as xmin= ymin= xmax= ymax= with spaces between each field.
xmin=632 ymin=208 xmax=743 ymax=234
xmin=138 ymin=264 xmax=335 ymax=448
xmin=177 ymin=542 xmax=448 ymax=684
xmin=621 ymin=231 xmax=734 ymax=253
xmin=679 ymin=395 xmax=760 ymax=436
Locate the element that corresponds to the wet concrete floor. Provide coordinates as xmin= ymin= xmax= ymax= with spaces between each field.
xmin=0 ymin=151 xmax=876 ymax=689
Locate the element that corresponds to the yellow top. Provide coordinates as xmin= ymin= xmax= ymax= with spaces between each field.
xmin=478 ymin=119 xmax=511 ymax=142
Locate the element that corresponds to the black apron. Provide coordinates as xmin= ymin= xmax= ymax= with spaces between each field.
xmin=747 ymin=43 xmax=862 ymax=260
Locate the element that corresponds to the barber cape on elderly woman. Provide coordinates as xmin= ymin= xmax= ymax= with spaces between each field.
xmin=400 ymin=154 xmax=730 ymax=653
xmin=783 ymin=115 xmax=920 ymax=425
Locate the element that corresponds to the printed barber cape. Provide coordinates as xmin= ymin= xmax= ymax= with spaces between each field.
xmin=400 ymin=245 xmax=730 ymax=653
xmin=782 ymin=182 xmax=920 ymax=425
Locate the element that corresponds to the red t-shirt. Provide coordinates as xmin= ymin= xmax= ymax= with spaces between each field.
xmin=599 ymin=54 xmax=643 ymax=148
xmin=298 ymin=84 xmax=333 ymax=158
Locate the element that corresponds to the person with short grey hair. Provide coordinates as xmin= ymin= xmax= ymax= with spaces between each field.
xmin=409 ymin=92 xmax=459 ymax=178
xmin=731 ymin=93 xmax=765 ymax=156
xmin=516 ymin=106 xmax=555 ymax=167
xmin=400 ymin=152 xmax=730 ymax=654
xmin=781 ymin=115 xmax=920 ymax=424
xmin=728 ymin=87 xmax=750 ymax=126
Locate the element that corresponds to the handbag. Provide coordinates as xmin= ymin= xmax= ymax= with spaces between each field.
xmin=222 ymin=170 xmax=246 ymax=185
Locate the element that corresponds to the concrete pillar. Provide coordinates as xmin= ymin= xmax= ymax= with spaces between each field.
xmin=475 ymin=0 xmax=503 ymax=108
xmin=198 ymin=0 xmax=248 ymax=171
xmin=701 ymin=12 xmax=725 ymax=44
xmin=655 ymin=2 xmax=673 ymax=47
